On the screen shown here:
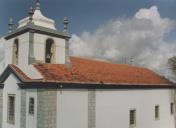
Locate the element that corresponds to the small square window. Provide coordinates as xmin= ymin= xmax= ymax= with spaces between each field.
xmin=29 ymin=97 xmax=35 ymax=115
xmin=129 ymin=109 xmax=136 ymax=127
xmin=155 ymin=105 xmax=159 ymax=120
xmin=7 ymin=94 xmax=15 ymax=124
xmin=171 ymin=103 xmax=174 ymax=115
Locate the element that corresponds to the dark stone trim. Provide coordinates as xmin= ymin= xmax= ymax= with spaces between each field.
xmin=0 ymin=85 xmax=3 ymax=89
xmin=28 ymin=31 xmax=35 ymax=64
xmin=88 ymin=90 xmax=96 ymax=128
xmin=18 ymin=82 xmax=176 ymax=89
xmin=18 ymin=82 xmax=58 ymax=89
xmin=5 ymin=23 xmax=71 ymax=40
xmin=20 ymin=90 xmax=26 ymax=128
xmin=0 ymin=65 xmax=24 ymax=83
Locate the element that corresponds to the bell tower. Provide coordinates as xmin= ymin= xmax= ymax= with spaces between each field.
xmin=4 ymin=0 xmax=71 ymax=69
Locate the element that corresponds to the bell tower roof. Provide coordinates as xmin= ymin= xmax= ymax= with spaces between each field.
xmin=18 ymin=0 xmax=56 ymax=30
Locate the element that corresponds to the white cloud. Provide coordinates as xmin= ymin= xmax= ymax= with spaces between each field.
xmin=70 ymin=6 xmax=176 ymax=77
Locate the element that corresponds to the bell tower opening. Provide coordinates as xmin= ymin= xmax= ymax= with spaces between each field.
xmin=12 ymin=39 xmax=19 ymax=65
xmin=45 ymin=39 xmax=55 ymax=63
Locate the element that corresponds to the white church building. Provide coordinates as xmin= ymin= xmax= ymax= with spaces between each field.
xmin=0 ymin=0 xmax=175 ymax=128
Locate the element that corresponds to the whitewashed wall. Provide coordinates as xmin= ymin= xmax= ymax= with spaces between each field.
xmin=1 ymin=76 xmax=175 ymax=128
xmin=18 ymin=33 xmax=30 ymax=68
xmin=96 ymin=89 xmax=175 ymax=128
xmin=5 ymin=33 xmax=30 ymax=68
xmin=26 ymin=89 xmax=37 ymax=128
xmin=57 ymin=90 xmax=88 ymax=128
xmin=56 ymin=89 xmax=175 ymax=128
xmin=2 ymin=74 xmax=21 ymax=128
xmin=33 ymin=33 xmax=66 ymax=64
xmin=0 ymin=37 xmax=5 ymax=73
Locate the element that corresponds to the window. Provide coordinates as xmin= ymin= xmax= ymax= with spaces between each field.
xmin=155 ymin=105 xmax=159 ymax=120
xmin=129 ymin=109 xmax=136 ymax=127
xmin=7 ymin=95 xmax=15 ymax=124
xmin=45 ymin=39 xmax=55 ymax=63
xmin=12 ymin=39 xmax=19 ymax=65
xmin=29 ymin=97 xmax=35 ymax=115
xmin=171 ymin=102 xmax=174 ymax=115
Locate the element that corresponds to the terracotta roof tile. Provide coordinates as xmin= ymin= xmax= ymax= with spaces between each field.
xmin=10 ymin=65 xmax=32 ymax=81
xmin=33 ymin=57 xmax=171 ymax=85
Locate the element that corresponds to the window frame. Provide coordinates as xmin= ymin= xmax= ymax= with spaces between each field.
xmin=155 ymin=105 xmax=160 ymax=120
xmin=7 ymin=94 xmax=15 ymax=125
xmin=170 ymin=102 xmax=174 ymax=115
xmin=28 ymin=97 xmax=35 ymax=115
xmin=129 ymin=109 xmax=136 ymax=127
xmin=45 ymin=38 xmax=55 ymax=63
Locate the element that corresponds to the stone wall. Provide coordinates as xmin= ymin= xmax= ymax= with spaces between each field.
xmin=0 ymin=89 xmax=3 ymax=128
xmin=88 ymin=89 xmax=96 ymax=128
xmin=37 ymin=89 xmax=57 ymax=128
xmin=20 ymin=90 xmax=26 ymax=128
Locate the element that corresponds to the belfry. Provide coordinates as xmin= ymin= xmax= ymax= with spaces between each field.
xmin=5 ymin=0 xmax=71 ymax=70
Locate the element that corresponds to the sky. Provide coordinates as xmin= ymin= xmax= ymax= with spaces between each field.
xmin=0 ymin=0 xmax=176 ymax=36
xmin=0 ymin=0 xmax=176 ymax=80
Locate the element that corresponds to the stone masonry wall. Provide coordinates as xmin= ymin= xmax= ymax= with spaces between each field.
xmin=0 ymin=89 xmax=3 ymax=128
xmin=88 ymin=89 xmax=96 ymax=128
xmin=37 ymin=89 xmax=57 ymax=128
xmin=21 ymin=90 xmax=26 ymax=128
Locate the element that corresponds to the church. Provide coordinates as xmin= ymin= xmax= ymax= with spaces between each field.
xmin=0 ymin=0 xmax=175 ymax=128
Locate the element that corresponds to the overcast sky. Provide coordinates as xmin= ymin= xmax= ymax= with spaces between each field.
xmin=0 ymin=0 xmax=176 ymax=79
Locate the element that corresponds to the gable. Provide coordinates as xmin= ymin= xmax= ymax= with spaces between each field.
xmin=3 ymin=74 xmax=20 ymax=92
xmin=0 ymin=65 xmax=30 ymax=84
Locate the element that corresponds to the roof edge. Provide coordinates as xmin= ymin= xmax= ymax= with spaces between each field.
xmin=0 ymin=65 xmax=29 ymax=84
xmin=5 ymin=23 xmax=71 ymax=40
xmin=18 ymin=81 xmax=175 ymax=89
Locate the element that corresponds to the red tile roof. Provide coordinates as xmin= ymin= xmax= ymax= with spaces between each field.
xmin=32 ymin=57 xmax=171 ymax=85
xmin=10 ymin=65 xmax=32 ymax=81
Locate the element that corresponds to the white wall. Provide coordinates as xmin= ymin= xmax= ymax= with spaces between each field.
xmin=2 ymin=74 xmax=21 ymax=128
xmin=18 ymin=33 xmax=30 ymax=68
xmin=2 ymin=74 xmax=174 ymax=128
xmin=26 ymin=89 xmax=37 ymax=128
xmin=56 ymin=89 xmax=175 ymax=128
xmin=0 ymin=37 xmax=5 ymax=73
xmin=5 ymin=33 xmax=30 ymax=68
xmin=57 ymin=90 xmax=88 ymax=128
xmin=96 ymin=89 xmax=175 ymax=128
xmin=33 ymin=33 xmax=66 ymax=64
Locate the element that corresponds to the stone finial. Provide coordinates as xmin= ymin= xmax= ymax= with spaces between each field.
xmin=8 ymin=17 xmax=14 ymax=33
xmin=63 ymin=17 xmax=69 ymax=33
xmin=35 ymin=0 xmax=41 ymax=10
xmin=130 ymin=56 xmax=134 ymax=65
xmin=28 ymin=6 xmax=34 ymax=22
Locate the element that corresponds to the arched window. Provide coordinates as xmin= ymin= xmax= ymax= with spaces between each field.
xmin=45 ymin=39 xmax=55 ymax=63
xmin=12 ymin=39 xmax=19 ymax=65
